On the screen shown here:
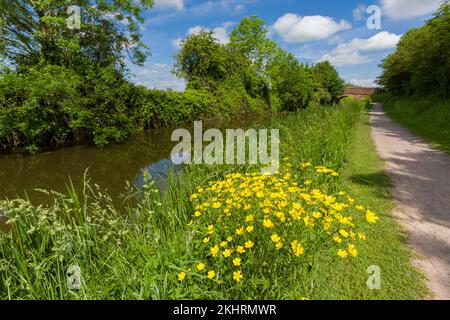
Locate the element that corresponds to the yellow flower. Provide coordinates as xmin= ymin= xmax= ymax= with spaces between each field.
xmin=244 ymin=240 xmax=254 ymax=249
xmin=348 ymin=244 xmax=358 ymax=257
xmin=338 ymin=191 xmax=346 ymax=196
xmin=223 ymin=249 xmax=232 ymax=258
xmin=245 ymin=215 xmax=254 ymax=222
xmin=233 ymin=271 xmax=243 ymax=282
xmin=227 ymin=236 xmax=233 ymax=242
xmin=178 ymin=272 xmax=186 ymax=281
xmin=190 ymin=194 xmax=198 ymax=201
xmin=337 ymin=249 xmax=348 ymax=258
xmin=339 ymin=229 xmax=349 ymax=238
xmin=210 ymin=245 xmax=220 ymax=257
xmin=196 ymin=263 xmax=205 ymax=271
xmin=236 ymin=227 xmax=245 ymax=235
xmin=304 ymin=180 xmax=312 ymax=186
xmin=365 ymin=210 xmax=379 ymax=223
xmin=256 ymin=191 xmax=264 ymax=198
xmin=291 ymin=240 xmax=304 ymax=256
xmin=207 ymin=225 xmax=215 ymax=235
xmin=202 ymin=237 xmax=210 ymax=244
xmin=220 ymin=241 xmax=228 ymax=248
xmin=275 ymin=242 xmax=283 ymax=250
xmin=331 ymin=172 xmax=339 ymax=177
xmin=333 ymin=235 xmax=343 ymax=244
xmin=194 ymin=211 xmax=202 ymax=217
xmin=197 ymin=187 xmax=204 ymax=193
xmin=236 ymin=246 xmax=246 ymax=254
xmin=207 ymin=270 xmax=216 ymax=280
xmin=358 ymin=232 xmax=367 ymax=241
xmin=232 ymin=258 xmax=241 ymax=266
xmin=246 ymin=225 xmax=254 ymax=233
xmin=212 ymin=202 xmax=222 ymax=209
xmin=263 ymin=218 xmax=274 ymax=228
xmin=271 ymin=234 xmax=281 ymax=243
xmin=355 ymin=205 xmax=364 ymax=211
xmin=313 ymin=212 xmax=323 ymax=219
xmin=301 ymin=162 xmax=311 ymax=168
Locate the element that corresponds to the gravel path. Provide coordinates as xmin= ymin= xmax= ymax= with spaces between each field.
xmin=370 ymin=103 xmax=450 ymax=299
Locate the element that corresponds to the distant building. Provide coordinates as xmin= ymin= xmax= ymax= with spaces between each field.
xmin=343 ymin=87 xmax=376 ymax=99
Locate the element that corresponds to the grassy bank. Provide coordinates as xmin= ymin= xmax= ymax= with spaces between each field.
xmin=376 ymin=94 xmax=450 ymax=154
xmin=0 ymin=99 xmax=427 ymax=299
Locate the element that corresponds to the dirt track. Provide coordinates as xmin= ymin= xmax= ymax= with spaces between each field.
xmin=370 ymin=103 xmax=450 ymax=299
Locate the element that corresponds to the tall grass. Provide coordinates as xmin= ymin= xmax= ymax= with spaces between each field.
xmin=0 ymin=98 xmax=425 ymax=299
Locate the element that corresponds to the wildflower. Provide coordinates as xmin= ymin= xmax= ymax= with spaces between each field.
xmin=333 ymin=235 xmax=343 ymax=244
xmin=233 ymin=271 xmax=244 ymax=282
xmin=178 ymin=272 xmax=186 ymax=281
xmin=348 ymin=244 xmax=358 ymax=257
xmin=236 ymin=246 xmax=246 ymax=254
xmin=331 ymin=172 xmax=339 ymax=177
xmin=263 ymin=218 xmax=274 ymax=228
xmin=338 ymin=191 xmax=346 ymax=196
xmin=232 ymin=258 xmax=241 ymax=266
xmin=197 ymin=187 xmax=204 ymax=193
xmin=244 ymin=240 xmax=254 ymax=249
xmin=212 ymin=202 xmax=222 ymax=209
xmin=194 ymin=211 xmax=202 ymax=217
xmin=207 ymin=225 xmax=215 ymax=235
xmin=197 ymin=263 xmax=205 ymax=271
xmin=207 ymin=270 xmax=216 ymax=280
xmin=223 ymin=249 xmax=232 ymax=258
xmin=301 ymin=162 xmax=311 ymax=168
xmin=236 ymin=227 xmax=245 ymax=235
xmin=313 ymin=212 xmax=323 ymax=219
xmin=227 ymin=236 xmax=233 ymax=242
xmin=355 ymin=205 xmax=364 ymax=211
xmin=366 ymin=210 xmax=379 ymax=223
xmin=245 ymin=215 xmax=254 ymax=222
xmin=220 ymin=241 xmax=228 ymax=248
xmin=190 ymin=194 xmax=198 ymax=201
xmin=271 ymin=234 xmax=281 ymax=243
xmin=339 ymin=229 xmax=349 ymax=238
xmin=210 ymin=245 xmax=220 ymax=257
xmin=275 ymin=242 xmax=283 ymax=250
xmin=358 ymin=232 xmax=367 ymax=240
xmin=246 ymin=225 xmax=254 ymax=233
xmin=291 ymin=240 xmax=304 ymax=256
xmin=203 ymin=237 xmax=210 ymax=244
xmin=304 ymin=180 xmax=312 ymax=186
xmin=337 ymin=249 xmax=348 ymax=258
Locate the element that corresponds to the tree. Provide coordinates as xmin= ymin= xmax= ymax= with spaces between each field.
xmin=173 ymin=30 xmax=228 ymax=91
xmin=268 ymin=49 xmax=315 ymax=110
xmin=0 ymin=0 xmax=153 ymax=70
xmin=314 ymin=61 xmax=345 ymax=104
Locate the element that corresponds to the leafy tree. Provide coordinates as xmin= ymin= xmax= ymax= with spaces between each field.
xmin=314 ymin=61 xmax=345 ymax=104
xmin=0 ymin=0 xmax=153 ymax=70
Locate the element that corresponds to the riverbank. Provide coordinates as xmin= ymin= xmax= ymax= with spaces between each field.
xmin=0 ymin=99 xmax=427 ymax=299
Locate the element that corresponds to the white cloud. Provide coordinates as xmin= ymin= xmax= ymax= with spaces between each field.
xmin=346 ymin=77 xmax=377 ymax=87
xmin=153 ymin=0 xmax=184 ymax=11
xmin=319 ymin=31 xmax=401 ymax=66
xmin=171 ymin=38 xmax=183 ymax=49
xmin=131 ymin=63 xmax=186 ymax=91
xmin=272 ymin=13 xmax=351 ymax=43
xmin=187 ymin=25 xmax=230 ymax=44
xmin=234 ymin=4 xmax=245 ymax=13
xmin=381 ymin=0 xmax=443 ymax=20
xmin=353 ymin=4 xmax=366 ymax=21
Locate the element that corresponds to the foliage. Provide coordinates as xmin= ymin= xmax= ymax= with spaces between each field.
xmin=378 ymin=2 xmax=450 ymax=97
xmin=313 ymin=61 xmax=345 ymax=105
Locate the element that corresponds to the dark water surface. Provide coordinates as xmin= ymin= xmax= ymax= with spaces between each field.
xmin=0 ymin=116 xmax=270 ymax=206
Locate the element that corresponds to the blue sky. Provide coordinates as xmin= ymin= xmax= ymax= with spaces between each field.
xmin=128 ymin=0 xmax=444 ymax=91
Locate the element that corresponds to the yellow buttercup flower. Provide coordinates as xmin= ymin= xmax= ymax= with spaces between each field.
xmin=212 ymin=202 xmax=222 ymax=209
xmin=365 ymin=210 xmax=379 ymax=223
xmin=194 ymin=211 xmax=202 ymax=217
xmin=210 ymin=245 xmax=219 ymax=257
xmin=233 ymin=271 xmax=243 ymax=282
xmin=236 ymin=227 xmax=245 ymax=235
xmin=337 ymin=249 xmax=348 ymax=258
xmin=245 ymin=215 xmax=254 ymax=222
xmin=271 ymin=234 xmax=281 ymax=243
xmin=244 ymin=240 xmax=254 ymax=249
xmin=223 ymin=249 xmax=232 ymax=257
xmin=348 ymin=244 xmax=358 ymax=257
xmin=339 ymin=229 xmax=349 ymax=238
xmin=246 ymin=225 xmax=254 ymax=233
xmin=236 ymin=246 xmax=246 ymax=254
xmin=220 ymin=241 xmax=228 ymax=248
xmin=207 ymin=270 xmax=216 ymax=280
xmin=203 ymin=237 xmax=210 ymax=244
xmin=232 ymin=258 xmax=241 ymax=266
xmin=196 ymin=263 xmax=205 ymax=271
xmin=263 ymin=218 xmax=274 ymax=228
xmin=178 ymin=272 xmax=186 ymax=281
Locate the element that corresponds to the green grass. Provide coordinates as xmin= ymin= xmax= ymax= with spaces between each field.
xmin=376 ymin=93 xmax=450 ymax=154
xmin=0 ymin=99 xmax=428 ymax=299
xmin=313 ymin=104 xmax=428 ymax=299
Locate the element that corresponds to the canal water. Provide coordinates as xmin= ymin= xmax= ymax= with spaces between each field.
xmin=0 ymin=115 xmax=271 ymax=206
